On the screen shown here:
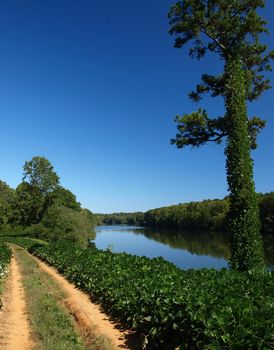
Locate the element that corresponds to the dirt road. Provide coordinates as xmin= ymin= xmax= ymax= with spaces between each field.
xmin=32 ymin=254 xmax=134 ymax=349
xmin=0 ymin=246 xmax=137 ymax=350
xmin=0 ymin=257 xmax=33 ymax=350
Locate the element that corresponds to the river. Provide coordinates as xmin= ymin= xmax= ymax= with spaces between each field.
xmin=94 ymin=225 xmax=274 ymax=270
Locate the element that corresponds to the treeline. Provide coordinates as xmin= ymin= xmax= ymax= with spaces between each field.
xmin=144 ymin=199 xmax=229 ymax=231
xmin=0 ymin=156 xmax=95 ymax=245
xmin=95 ymin=211 xmax=144 ymax=226
xmin=95 ymin=192 xmax=274 ymax=234
xmin=144 ymin=194 xmax=274 ymax=234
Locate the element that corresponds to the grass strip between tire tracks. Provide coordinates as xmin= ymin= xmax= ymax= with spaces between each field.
xmin=12 ymin=245 xmax=114 ymax=350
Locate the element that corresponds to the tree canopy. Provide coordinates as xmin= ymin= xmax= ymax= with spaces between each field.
xmin=23 ymin=156 xmax=60 ymax=194
xmin=0 ymin=181 xmax=15 ymax=227
xmin=169 ymin=0 xmax=274 ymax=149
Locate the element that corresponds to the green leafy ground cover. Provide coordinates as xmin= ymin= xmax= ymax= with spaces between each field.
xmin=1 ymin=236 xmax=47 ymax=250
xmin=13 ymin=245 xmax=90 ymax=350
xmin=12 ymin=239 xmax=272 ymax=350
xmin=0 ymin=242 xmax=12 ymax=308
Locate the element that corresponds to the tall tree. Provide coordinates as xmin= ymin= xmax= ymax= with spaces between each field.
xmin=23 ymin=156 xmax=59 ymax=194
xmin=168 ymin=0 xmax=273 ymax=271
xmin=15 ymin=156 xmax=60 ymax=225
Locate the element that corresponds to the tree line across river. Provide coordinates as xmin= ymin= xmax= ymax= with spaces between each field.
xmin=95 ymin=192 xmax=274 ymax=235
xmin=1 ymin=155 xmax=273 ymax=247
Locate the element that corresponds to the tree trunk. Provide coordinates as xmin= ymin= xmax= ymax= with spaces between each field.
xmin=224 ymin=58 xmax=265 ymax=271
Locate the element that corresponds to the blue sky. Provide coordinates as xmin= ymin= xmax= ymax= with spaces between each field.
xmin=0 ymin=0 xmax=273 ymax=213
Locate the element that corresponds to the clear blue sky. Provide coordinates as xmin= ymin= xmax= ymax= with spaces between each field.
xmin=0 ymin=0 xmax=273 ymax=213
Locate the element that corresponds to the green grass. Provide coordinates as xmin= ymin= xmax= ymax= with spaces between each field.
xmin=12 ymin=245 xmax=114 ymax=350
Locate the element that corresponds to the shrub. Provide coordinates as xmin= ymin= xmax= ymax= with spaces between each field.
xmin=0 ymin=242 xmax=12 ymax=308
xmin=42 ymin=205 xmax=95 ymax=246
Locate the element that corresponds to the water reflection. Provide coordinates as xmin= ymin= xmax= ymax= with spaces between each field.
xmin=133 ymin=228 xmax=230 ymax=259
xmin=94 ymin=226 xmax=227 ymax=269
xmin=94 ymin=226 xmax=274 ymax=269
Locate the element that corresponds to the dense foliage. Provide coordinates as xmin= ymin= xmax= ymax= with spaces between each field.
xmin=225 ymin=59 xmax=264 ymax=271
xmin=2 ymin=237 xmax=47 ymax=251
xmin=40 ymin=205 xmax=93 ymax=245
xmin=0 ymin=181 xmax=16 ymax=231
xmin=0 ymin=242 xmax=12 ymax=277
xmin=95 ymin=192 xmax=274 ymax=235
xmin=259 ymin=192 xmax=274 ymax=234
xmin=0 ymin=242 xmax=12 ymax=308
xmin=0 ymin=156 xmax=95 ymax=245
xmin=144 ymin=198 xmax=229 ymax=231
xmin=168 ymin=0 xmax=274 ymax=271
xmin=95 ymin=211 xmax=144 ymax=226
xmin=17 ymin=240 xmax=273 ymax=349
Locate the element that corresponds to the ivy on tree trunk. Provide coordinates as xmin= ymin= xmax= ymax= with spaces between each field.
xmin=225 ymin=58 xmax=265 ymax=271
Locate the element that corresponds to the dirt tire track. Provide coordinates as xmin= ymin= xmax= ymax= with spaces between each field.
xmin=31 ymin=253 xmax=134 ymax=350
xmin=0 ymin=256 xmax=33 ymax=350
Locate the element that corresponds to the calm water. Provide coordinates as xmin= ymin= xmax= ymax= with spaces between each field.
xmin=94 ymin=225 xmax=274 ymax=270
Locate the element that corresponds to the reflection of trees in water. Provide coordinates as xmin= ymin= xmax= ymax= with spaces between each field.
xmin=132 ymin=228 xmax=230 ymax=259
xmin=131 ymin=228 xmax=274 ymax=265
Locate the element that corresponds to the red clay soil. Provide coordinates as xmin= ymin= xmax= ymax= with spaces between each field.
xmin=32 ymin=254 xmax=137 ymax=350
xmin=0 ymin=257 xmax=33 ymax=350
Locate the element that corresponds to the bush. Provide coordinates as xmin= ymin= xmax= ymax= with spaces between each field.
xmin=0 ymin=242 xmax=12 ymax=308
xmin=31 ymin=241 xmax=274 ymax=349
xmin=22 ymin=223 xmax=51 ymax=240
xmin=41 ymin=205 xmax=95 ymax=246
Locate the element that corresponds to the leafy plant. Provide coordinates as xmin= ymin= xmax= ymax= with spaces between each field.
xmin=22 ymin=240 xmax=274 ymax=349
xmin=0 ymin=242 xmax=12 ymax=308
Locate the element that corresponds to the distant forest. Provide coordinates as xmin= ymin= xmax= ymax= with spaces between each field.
xmin=95 ymin=192 xmax=274 ymax=235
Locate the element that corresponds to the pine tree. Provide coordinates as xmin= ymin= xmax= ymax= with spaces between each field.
xmin=168 ymin=0 xmax=274 ymax=271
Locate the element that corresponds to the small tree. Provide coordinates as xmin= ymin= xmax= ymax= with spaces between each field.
xmin=168 ymin=0 xmax=273 ymax=271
